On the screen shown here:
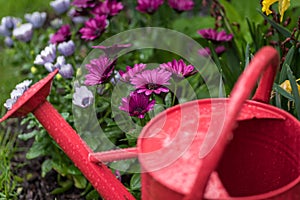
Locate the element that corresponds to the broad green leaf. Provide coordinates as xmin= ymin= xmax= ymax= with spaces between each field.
xmin=130 ymin=173 xmax=141 ymax=191
xmin=86 ymin=190 xmax=100 ymax=200
xmin=229 ymin=0 xmax=264 ymax=23
xmin=290 ymin=0 xmax=300 ymax=8
xmin=26 ymin=139 xmax=48 ymax=159
xmin=41 ymin=159 xmax=53 ymax=177
xmin=73 ymin=175 xmax=87 ymax=189
xmin=50 ymin=180 xmax=73 ymax=194
xmin=172 ymin=16 xmax=215 ymax=38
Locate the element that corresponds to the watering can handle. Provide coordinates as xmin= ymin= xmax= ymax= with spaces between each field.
xmin=184 ymin=46 xmax=280 ymax=200
xmin=251 ymin=52 xmax=278 ymax=103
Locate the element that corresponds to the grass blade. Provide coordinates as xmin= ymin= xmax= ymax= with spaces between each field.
xmin=286 ymin=65 xmax=300 ymax=119
xmin=257 ymin=9 xmax=291 ymax=38
xmin=279 ymin=46 xmax=295 ymax=83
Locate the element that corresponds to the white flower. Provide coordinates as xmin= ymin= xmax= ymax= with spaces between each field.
xmin=16 ymin=80 xmax=32 ymax=90
xmin=73 ymin=86 xmax=94 ymax=108
xmin=4 ymin=79 xmax=32 ymax=110
xmin=34 ymin=44 xmax=57 ymax=65
xmin=12 ymin=23 xmax=33 ymax=42
xmin=54 ymin=55 xmax=66 ymax=68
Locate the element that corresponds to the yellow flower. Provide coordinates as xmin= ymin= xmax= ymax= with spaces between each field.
xmin=280 ymin=79 xmax=300 ymax=94
xmin=56 ymin=74 xmax=62 ymax=80
xmin=30 ymin=66 xmax=38 ymax=74
xmin=262 ymin=0 xmax=290 ymax=22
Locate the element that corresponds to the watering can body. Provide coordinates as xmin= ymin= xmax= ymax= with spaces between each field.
xmin=139 ymin=99 xmax=300 ymax=200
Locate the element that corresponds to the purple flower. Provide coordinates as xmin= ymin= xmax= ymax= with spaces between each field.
xmin=68 ymin=8 xmax=88 ymax=24
xmin=115 ymin=170 xmax=122 ymax=181
xmin=44 ymin=55 xmax=65 ymax=72
xmin=4 ymin=37 xmax=13 ymax=47
xmin=0 ymin=25 xmax=11 ymax=36
xmin=34 ymin=44 xmax=57 ymax=65
xmin=50 ymin=24 xmax=71 ymax=44
xmin=119 ymin=92 xmax=155 ymax=118
xmin=168 ymin=0 xmax=194 ymax=12
xmin=1 ymin=17 xmax=21 ymax=30
xmin=160 ymin=59 xmax=195 ymax=79
xmin=59 ymin=63 xmax=74 ymax=79
xmin=119 ymin=63 xmax=146 ymax=82
xmin=92 ymin=0 xmax=124 ymax=17
xmin=197 ymin=28 xmax=233 ymax=42
xmin=79 ymin=15 xmax=107 ymax=41
xmin=50 ymin=0 xmax=70 ymax=15
xmin=84 ymin=55 xmax=115 ymax=86
xmin=58 ymin=40 xmax=75 ymax=56
xmin=72 ymin=0 xmax=96 ymax=8
xmin=198 ymin=46 xmax=226 ymax=57
xmin=12 ymin=23 xmax=33 ymax=42
xmin=44 ymin=56 xmax=73 ymax=78
xmin=136 ymin=0 xmax=164 ymax=14
xmin=131 ymin=68 xmax=172 ymax=95
xmin=25 ymin=12 xmax=47 ymax=28
xmin=92 ymin=43 xmax=131 ymax=57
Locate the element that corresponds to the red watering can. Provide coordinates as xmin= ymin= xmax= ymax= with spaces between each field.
xmin=1 ymin=46 xmax=300 ymax=199
xmin=89 ymin=46 xmax=300 ymax=199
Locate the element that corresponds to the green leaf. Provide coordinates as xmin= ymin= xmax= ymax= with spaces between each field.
xmin=26 ymin=139 xmax=48 ymax=159
xmin=61 ymin=112 xmax=70 ymax=120
xmin=172 ymin=16 xmax=215 ymax=38
xmin=86 ymin=190 xmax=100 ymax=200
xmin=273 ymin=83 xmax=294 ymax=101
xmin=244 ymin=44 xmax=250 ymax=68
xmin=290 ymin=0 xmax=300 ymax=8
xmin=275 ymin=92 xmax=282 ymax=108
xmin=258 ymin=9 xmax=291 ymax=38
xmin=164 ymin=92 xmax=172 ymax=108
xmin=50 ymin=180 xmax=73 ymax=195
xmin=41 ymin=159 xmax=53 ymax=178
xmin=279 ymin=46 xmax=295 ymax=83
xmin=218 ymin=74 xmax=225 ymax=98
xmin=73 ymin=175 xmax=87 ymax=189
xmin=228 ymin=0 xmax=264 ymax=23
xmin=286 ymin=66 xmax=300 ymax=119
xmin=18 ymin=130 xmax=37 ymax=141
xmin=130 ymin=173 xmax=141 ymax=191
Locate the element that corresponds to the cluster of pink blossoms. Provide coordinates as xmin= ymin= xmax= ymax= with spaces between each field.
xmin=84 ymin=44 xmax=196 ymax=119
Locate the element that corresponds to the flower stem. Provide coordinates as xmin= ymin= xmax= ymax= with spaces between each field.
xmin=172 ymin=83 xmax=178 ymax=106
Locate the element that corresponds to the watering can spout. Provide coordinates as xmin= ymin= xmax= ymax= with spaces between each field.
xmin=0 ymin=69 xmax=135 ymax=200
xmin=0 ymin=69 xmax=59 ymax=123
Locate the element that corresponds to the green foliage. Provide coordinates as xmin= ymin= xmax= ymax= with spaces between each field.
xmin=0 ymin=126 xmax=19 ymax=199
xmin=0 ymin=0 xmax=300 ymax=199
xmin=0 ymin=0 xmax=51 ymax=18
